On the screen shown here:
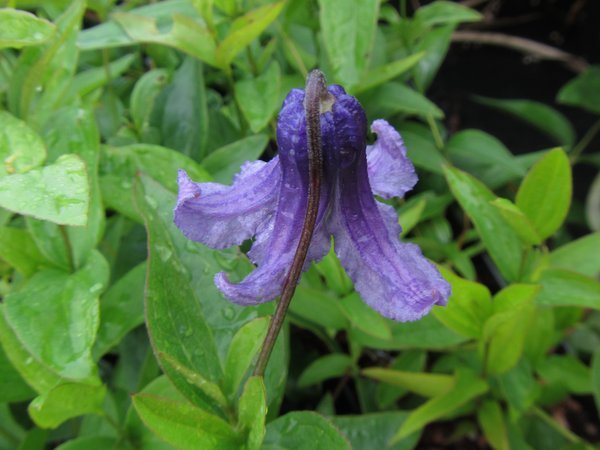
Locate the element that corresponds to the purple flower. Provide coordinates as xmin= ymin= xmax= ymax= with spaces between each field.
xmin=174 ymin=83 xmax=450 ymax=321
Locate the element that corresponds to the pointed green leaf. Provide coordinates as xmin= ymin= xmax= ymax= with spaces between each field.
xmin=549 ymin=233 xmax=600 ymax=278
xmin=516 ymin=148 xmax=572 ymax=240
xmin=557 ymin=66 xmax=600 ymax=114
xmin=238 ymin=377 xmax=267 ymax=450
xmin=0 ymin=9 xmax=55 ymax=48
xmin=298 ymin=354 xmax=353 ymax=388
xmin=353 ymin=53 xmax=425 ymax=95
xmin=536 ymin=269 xmax=600 ymax=309
xmin=491 ymin=198 xmax=541 ymax=245
xmin=477 ymin=400 xmax=509 ymax=450
xmin=0 ymin=110 xmax=46 ymax=176
xmin=362 ymin=368 xmax=454 ymax=398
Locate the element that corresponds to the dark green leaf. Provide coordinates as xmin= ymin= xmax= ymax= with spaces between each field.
xmin=0 ymin=344 xmax=35 ymax=403
xmin=398 ymin=123 xmax=446 ymax=174
xmin=477 ymin=400 xmax=509 ymax=450
xmin=130 ymin=68 xmax=170 ymax=133
xmin=353 ymin=53 xmax=425 ymax=94
xmin=415 ymin=1 xmax=482 ymax=27
xmin=537 ymin=355 xmax=592 ymax=395
xmin=557 ymin=66 xmax=600 ymax=114
xmin=290 ymin=285 xmax=349 ymax=330
xmin=475 ymin=97 xmax=575 ymax=147
xmin=413 ymin=24 xmax=455 ymax=92
xmin=298 ymin=353 xmax=353 ymax=388
xmin=235 ymin=62 xmax=281 ymax=133
xmin=361 ymin=81 xmax=443 ymax=119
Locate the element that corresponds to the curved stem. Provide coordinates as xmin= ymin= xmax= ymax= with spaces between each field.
xmin=253 ymin=70 xmax=327 ymax=377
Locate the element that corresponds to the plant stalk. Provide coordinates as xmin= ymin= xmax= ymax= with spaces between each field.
xmin=253 ymin=70 xmax=327 ymax=377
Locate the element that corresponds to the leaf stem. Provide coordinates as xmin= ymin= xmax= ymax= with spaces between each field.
xmin=253 ymin=70 xmax=326 ymax=377
xmin=571 ymin=117 xmax=600 ymax=163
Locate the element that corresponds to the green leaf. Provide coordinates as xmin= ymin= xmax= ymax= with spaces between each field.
xmin=537 ymin=355 xmax=592 ymax=395
xmin=399 ymin=197 xmax=427 ymax=237
xmin=398 ymin=123 xmax=446 ymax=174
xmin=290 ymin=285 xmax=349 ymax=330
xmin=55 ymin=437 xmax=119 ymax=450
xmin=0 ymin=110 xmax=46 ymax=176
xmin=112 ymin=12 xmax=217 ymax=67
xmin=587 ymin=172 xmax=600 ymax=232
xmin=536 ymin=269 xmax=600 ymax=309
xmin=592 ymin=348 xmax=600 ymax=414
xmin=0 ymin=154 xmax=89 ymax=226
xmin=0 ymin=344 xmax=35 ymax=402
xmin=413 ymin=24 xmax=455 ymax=92
xmin=497 ymin=361 xmax=540 ymax=416
xmin=477 ymin=400 xmax=509 ymax=450
xmin=353 ymin=53 xmax=424 ymax=94
xmin=361 ymin=81 xmax=444 ymax=119
xmin=391 ymin=369 xmax=488 ymax=442
xmin=376 ymin=351 xmax=426 ymax=408
xmin=313 ymin=247 xmax=354 ymax=296
xmin=72 ymin=53 xmax=135 ymax=99
xmin=223 ymin=317 xmax=269 ymax=396
xmin=331 ymin=412 xmax=421 ymax=450
xmin=136 ymin=175 xmax=224 ymax=410
xmin=8 ymin=1 xmax=84 ymax=122
xmin=298 ymin=354 xmax=353 ymax=388
xmin=235 ymin=62 xmax=282 ymax=132
xmin=263 ymin=411 xmax=351 ymax=450
xmin=475 ymin=97 xmax=575 ymax=147
xmin=93 ymin=262 xmax=146 ymax=359
xmin=0 ymin=227 xmax=50 ymax=277
xmin=548 ymin=232 xmax=600 ymax=278
xmin=158 ymin=56 xmax=209 ymax=160
xmin=3 ymin=250 xmax=108 ymax=381
xmin=319 ymin=0 xmax=381 ymax=87
xmin=362 ymin=368 xmax=454 ymax=398
xmin=28 ymin=383 xmax=106 ymax=429
xmin=415 ymin=1 xmax=482 ymax=27
xmin=0 ymin=9 xmax=55 ymax=48
xmin=491 ymin=198 xmax=541 ymax=246
xmin=201 ymin=134 xmax=269 ymax=184
xmin=444 ymin=165 xmax=523 ymax=281
xmin=432 ymin=266 xmax=493 ymax=339
xmin=482 ymin=284 xmax=539 ymax=375
xmin=216 ymin=1 xmax=285 ymax=68
xmin=516 ymin=148 xmax=571 ymax=240
xmin=130 ymin=68 xmax=170 ymax=133
xmin=557 ymin=66 xmax=600 ymax=114
xmin=238 ymin=377 xmax=267 ymax=450
xmin=446 ymin=129 xmax=525 ymax=188
xmin=132 ymin=394 xmax=241 ymax=450
xmin=340 ymin=292 xmax=392 ymax=340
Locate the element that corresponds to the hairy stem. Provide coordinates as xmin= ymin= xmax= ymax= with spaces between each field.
xmin=253 ymin=70 xmax=327 ymax=377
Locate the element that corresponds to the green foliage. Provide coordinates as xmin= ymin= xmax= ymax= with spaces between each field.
xmin=0 ymin=1 xmax=597 ymax=449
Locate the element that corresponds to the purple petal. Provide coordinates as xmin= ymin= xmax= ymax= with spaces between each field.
xmin=174 ymin=157 xmax=281 ymax=249
xmin=330 ymin=146 xmax=450 ymax=322
xmin=366 ymin=119 xmax=418 ymax=199
xmin=216 ymin=91 xmax=332 ymax=305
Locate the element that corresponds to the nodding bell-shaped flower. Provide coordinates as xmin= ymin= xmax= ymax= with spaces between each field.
xmin=174 ymin=75 xmax=450 ymax=322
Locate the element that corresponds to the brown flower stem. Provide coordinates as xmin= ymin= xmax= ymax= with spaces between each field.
xmin=253 ymin=70 xmax=327 ymax=377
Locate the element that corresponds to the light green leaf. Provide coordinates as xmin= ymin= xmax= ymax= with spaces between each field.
xmin=223 ymin=317 xmax=269 ymax=396
xmin=592 ymin=348 xmax=600 ymax=414
xmin=537 ymin=355 xmax=592 ymax=394
xmin=0 ymin=8 xmax=55 ymax=48
xmin=313 ymin=248 xmax=354 ymax=296
xmin=548 ymin=232 xmax=600 ymax=278
xmin=516 ymin=148 xmax=571 ymax=240
xmin=557 ymin=66 xmax=600 ymax=114
xmin=216 ymin=1 xmax=285 ymax=68
xmin=132 ymin=394 xmax=241 ymax=450
xmin=0 ymin=154 xmax=89 ymax=226
xmin=475 ymin=96 xmax=575 ymax=147
xmin=399 ymin=197 xmax=427 ymax=237
xmin=446 ymin=129 xmax=524 ymax=188
xmin=477 ymin=400 xmax=509 ymax=450
xmin=340 ymin=292 xmax=391 ymax=340
xmin=3 ymin=250 xmax=108 ymax=382
xmin=55 ymin=437 xmax=119 ymax=450
xmin=319 ymin=0 xmax=381 ymax=87
xmin=536 ymin=269 xmax=600 ymax=309
xmin=235 ymin=62 xmax=282 ymax=132
xmin=362 ymin=368 xmax=454 ymax=398
xmin=238 ymin=377 xmax=267 ymax=450
xmin=113 ymin=12 xmax=217 ymax=67
xmin=28 ymin=383 xmax=106 ymax=429
xmin=391 ymin=369 xmax=488 ymax=442
xmin=201 ymin=135 xmax=269 ymax=184
xmin=298 ymin=354 xmax=353 ymax=388
xmin=263 ymin=411 xmax=351 ymax=450
xmin=0 ymin=226 xmax=50 ymax=277
xmin=491 ymin=198 xmax=541 ymax=246
xmin=444 ymin=165 xmax=523 ymax=281
xmin=433 ymin=266 xmax=493 ymax=339
xmin=0 ymin=110 xmax=46 ymax=176
xmin=482 ymin=284 xmax=539 ymax=375
xmin=353 ymin=53 xmax=424 ymax=94
xmin=290 ymin=285 xmax=349 ymax=330
xmin=415 ymin=1 xmax=482 ymax=27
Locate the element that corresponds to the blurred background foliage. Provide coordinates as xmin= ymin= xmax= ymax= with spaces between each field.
xmin=0 ymin=0 xmax=599 ymax=448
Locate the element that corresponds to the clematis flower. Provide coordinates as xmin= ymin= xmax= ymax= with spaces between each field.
xmin=174 ymin=81 xmax=450 ymax=322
